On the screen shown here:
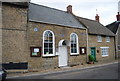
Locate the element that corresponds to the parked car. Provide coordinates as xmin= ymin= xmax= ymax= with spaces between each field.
xmin=0 ymin=65 xmax=7 ymax=81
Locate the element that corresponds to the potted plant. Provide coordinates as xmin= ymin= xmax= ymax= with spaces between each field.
xmin=88 ymin=54 xmax=94 ymax=64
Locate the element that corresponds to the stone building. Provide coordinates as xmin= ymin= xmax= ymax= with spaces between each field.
xmin=1 ymin=2 xmax=116 ymax=70
xmin=76 ymin=14 xmax=115 ymax=63
xmin=106 ymin=12 xmax=120 ymax=59
xmin=27 ymin=3 xmax=88 ymax=70
xmin=1 ymin=2 xmax=88 ymax=70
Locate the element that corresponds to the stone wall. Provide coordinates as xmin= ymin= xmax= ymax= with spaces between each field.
xmin=88 ymin=34 xmax=115 ymax=62
xmin=27 ymin=22 xmax=87 ymax=70
xmin=2 ymin=3 xmax=29 ymax=63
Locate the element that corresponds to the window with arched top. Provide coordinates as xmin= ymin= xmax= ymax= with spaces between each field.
xmin=43 ymin=30 xmax=55 ymax=56
xmin=70 ymin=33 xmax=79 ymax=55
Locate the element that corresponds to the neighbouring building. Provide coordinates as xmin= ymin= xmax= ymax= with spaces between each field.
xmin=76 ymin=14 xmax=116 ymax=63
xmin=106 ymin=12 xmax=120 ymax=59
xmin=2 ymin=2 xmax=29 ymax=69
xmin=1 ymin=2 xmax=116 ymax=71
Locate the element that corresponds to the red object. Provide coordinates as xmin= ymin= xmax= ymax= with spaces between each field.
xmin=95 ymin=14 xmax=99 ymax=22
xmin=67 ymin=5 xmax=72 ymax=13
xmin=116 ymin=12 xmax=120 ymax=21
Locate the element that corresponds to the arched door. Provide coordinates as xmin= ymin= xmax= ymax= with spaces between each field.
xmin=58 ymin=40 xmax=70 ymax=67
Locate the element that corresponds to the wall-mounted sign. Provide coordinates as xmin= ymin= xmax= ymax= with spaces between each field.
xmin=30 ymin=47 xmax=41 ymax=57
xmin=80 ymin=47 xmax=86 ymax=54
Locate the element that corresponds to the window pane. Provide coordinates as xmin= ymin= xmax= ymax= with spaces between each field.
xmin=71 ymin=44 xmax=74 ymax=47
xmin=49 ymin=49 xmax=53 ymax=54
xmin=44 ymin=43 xmax=48 ymax=47
xmin=49 ymin=43 xmax=53 ymax=47
xmin=71 ymin=44 xmax=77 ymax=48
xmin=49 ymin=32 xmax=53 ymax=37
xmin=44 ymin=49 xmax=49 ymax=54
xmin=74 ymin=48 xmax=77 ymax=53
xmin=71 ymin=49 xmax=74 ymax=53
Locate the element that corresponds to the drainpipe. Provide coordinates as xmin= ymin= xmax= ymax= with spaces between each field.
xmin=85 ymin=28 xmax=89 ymax=63
xmin=115 ymin=29 xmax=119 ymax=59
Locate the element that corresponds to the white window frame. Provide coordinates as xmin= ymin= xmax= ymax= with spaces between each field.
xmin=100 ymin=47 xmax=109 ymax=57
xmin=106 ymin=36 xmax=110 ymax=42
xmin=98 ymin=35 xmax=102 ymax=42
xmin=118 ymin=45 xmax=120 ymax=51
xmin=43 ymin=30 xmax=55 ymax=57
xmin=70 ymin=33 xmax=79 ymax=55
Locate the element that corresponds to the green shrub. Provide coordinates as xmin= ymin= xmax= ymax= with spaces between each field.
xmin=88 ymin=54 xmax=94 ymax=62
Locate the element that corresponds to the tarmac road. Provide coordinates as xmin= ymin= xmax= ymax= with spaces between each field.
xmin=6 ymin=62 xmax=119 ymax=80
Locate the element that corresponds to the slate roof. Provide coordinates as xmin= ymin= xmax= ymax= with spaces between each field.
xmin=106 ymin=21 xmax=120 ymax=34
xmin=28 ymin=3 xmax=85 ymax=29
xmin=76 ymin=17 xmax=115 ymax=36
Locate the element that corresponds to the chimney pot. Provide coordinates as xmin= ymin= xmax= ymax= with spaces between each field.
xmin=67 ymin=5 xmax=72 ymax=13
xmin=116 ymin=12 xmax=120 ymax=21
xmin=95 ymin=14 xmax=100 ymax=22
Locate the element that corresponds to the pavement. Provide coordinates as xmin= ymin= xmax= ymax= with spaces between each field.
xmin=7 ymin=60 xmax=119 ymax=79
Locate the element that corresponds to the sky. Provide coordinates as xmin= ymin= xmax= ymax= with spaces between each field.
xmin=30 ymin=0 xmax=120 ymax=26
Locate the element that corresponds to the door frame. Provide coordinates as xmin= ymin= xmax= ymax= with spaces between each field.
xmin=90 ymin=47 xmax=96 ymax=61
xmin=58 ymin=39 xmax=70 ymax=67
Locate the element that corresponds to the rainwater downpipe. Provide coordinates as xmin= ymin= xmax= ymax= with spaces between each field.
xmin=85 ymin=28 xmax=89 ymax=63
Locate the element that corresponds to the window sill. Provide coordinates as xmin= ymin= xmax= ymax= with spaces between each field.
xmin=102 ymin=55 xmax=109 ymax=57
xmin=106 ymin=41 xmax=110 ymax=42
xmin=98 ymin=41 xmax=102 ymax=42
xmin=70 ymin=53 xmax=79 ymax=55
xmin=42 ymin=54 xmax=55 ymax=57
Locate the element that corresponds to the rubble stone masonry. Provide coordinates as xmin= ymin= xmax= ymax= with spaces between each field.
xmin=27 ymin=22 xmax=87 ymax=70
xmin=2 ymin=3 xmax=29 ymax=63
xmin=88 ymin=34 xmax=115 ymax=62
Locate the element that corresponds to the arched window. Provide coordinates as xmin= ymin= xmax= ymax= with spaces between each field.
xmin=70 ymin=33 xmax=79 ymax=55
xmin=43 ymin=30 xmax=55 ymax=56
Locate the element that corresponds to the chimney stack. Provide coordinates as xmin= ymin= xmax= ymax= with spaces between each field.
xmin=116 ymin=12 xmax=120 ymax=21
xmin=67 ymin=5 xmax=72 ymax=14
xmin=95 ymin=14 xmax=100 ymax=22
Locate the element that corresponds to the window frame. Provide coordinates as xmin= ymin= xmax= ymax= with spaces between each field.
xmin=43 ymin=30 xmax=55 ymax=57
xmin=70 ymin=33 xmax=79 ymax=55
xmin=106 ymin=36 xmax=110 ymax=42
xmin=100 ymin=47 xmax=109 ymax=57
xmin=98 ymin=35 xmax=102 ymax=42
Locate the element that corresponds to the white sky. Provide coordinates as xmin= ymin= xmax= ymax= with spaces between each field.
xmin=31 ymin=0 xmax=120 ymax=26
